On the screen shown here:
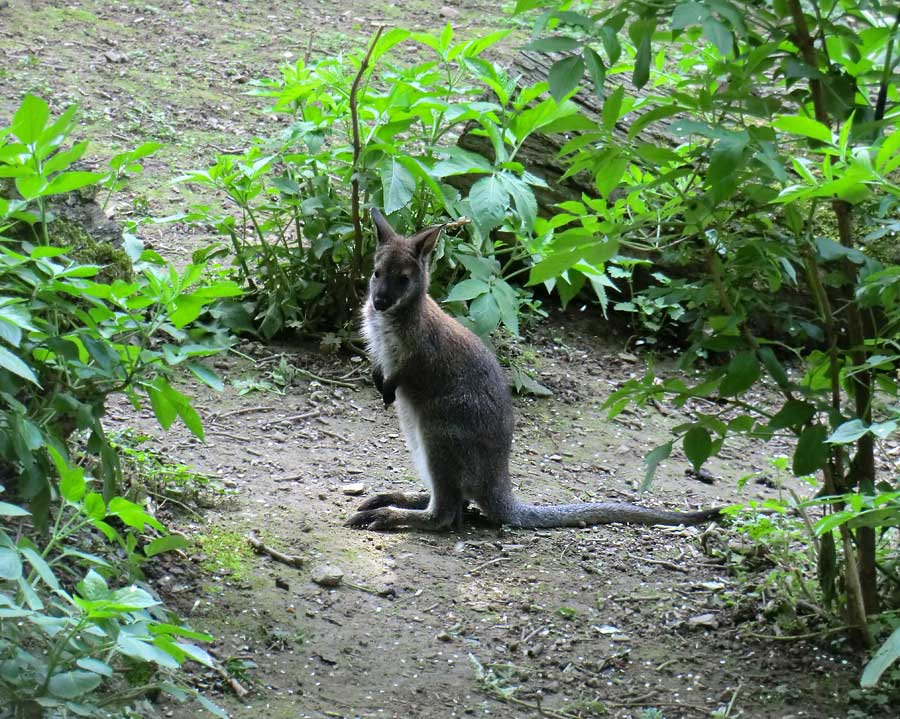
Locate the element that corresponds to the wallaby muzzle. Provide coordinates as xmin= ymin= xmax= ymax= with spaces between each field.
xmin=373 ymin=292 xmax=394 ymax=312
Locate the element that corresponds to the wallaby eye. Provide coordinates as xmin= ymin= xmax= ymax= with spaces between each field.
xmin=373 ymin=270 xmax=381 ymax=279
xmin=397 ymin=274 xmax=410 ymax=286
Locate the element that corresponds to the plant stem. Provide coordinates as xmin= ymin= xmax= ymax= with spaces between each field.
xmin=349 ymin=26 xmax=385 ymax=298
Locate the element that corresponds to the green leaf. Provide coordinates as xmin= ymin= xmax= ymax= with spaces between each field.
xmin=116 ymin=634 xmax=180 ymax=669
xmin=642 ymin=441 xmax=672 ymax=491
xmin=380 ymin=159 xmax=416 ymax=215
xmin=469 ymin=291 xmax=501 ymax=335
xmin=601 ymin=85 xmax=625 ymax=132
xmin=76 ymin=658 xmax=114 ymax=677
xmin=83 ymin=492 xmax=106 ymax=520
xmin=629 ymin=19 xmax=655 ymax=89
xmin=600 ymin=24 xmax=621 ymax=65
xmin=757 ymin=347 xmax=790 ymax=389
xmin=197 ymin=693 xmax=230 ymax=719
xmin=41 ymin=171 xmax=105 ymax=196
xmin=145 ymin=534 xmax=190 ymax=558
xmin=523 ymin=37 xmax=581 ymax=53
xmin=20 ymin=547 xmax=60 ymax=590
xmin=108 ymin=496 xmax=164 ymax=532
xmin=78 ymin=569 xmax=109 ymax=599
xmin=826 ymin=419 xmax=869 ymax=444
xmin=12 ymin=94 xmax=50 ymax=144
xmin=773 ymin=115 xmax=832 ymax=144
xmin=548 ymin=55 xmax=584 ymax=103
xmin=582 ymin=47 xmax=605 ymax=95
xmin=48 ymin=670 xmax=102 ymax=699
xmin=468 ymin=175 xmax=508 ymax=233
xmin=702 ymin=17 xmax=733 ymax=55
xmin=719 ymin=351 xmax=760 ymax=396
xmin=793 ymin=425 xmax=828 ymax=476
xmin=0 ymin=547 xmax=23 ymax=580
xmin=768 ymin=400 xmax=816 ymax=430
xmin=861 ymin=626 xmax=900 ymax=688
xmin=672 ymin=2 xmax=709 ymax=30
xmin=0 ymin=345 xmax=39 ymax=385
xmin=445 ymin=278 xmax=489 ymax=302
xmin=0 ymin=501 xmax=30 ymax=517
xmin=147 ymin=381 xmax=178 ymax=430
xmin=187 ymin=362 xmax=225 ymax=391
xmin=683 ymin=426 xmax=712 ymax=472
xmin=490 ymin=279 xmax=520 ymax=336
xmin=497 ymin=172 xmax=537 ymax=232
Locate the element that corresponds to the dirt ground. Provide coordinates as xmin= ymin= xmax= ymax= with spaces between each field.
xmin=1 ymin=2 xmax=896 ymax=718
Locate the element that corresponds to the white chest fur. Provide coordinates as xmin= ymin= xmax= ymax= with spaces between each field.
xmin=361 ymin=301 xmax=434 ymax=498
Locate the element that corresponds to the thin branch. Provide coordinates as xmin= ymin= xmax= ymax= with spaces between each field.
xmin=349 ymin=26 xmax=385 ymax=293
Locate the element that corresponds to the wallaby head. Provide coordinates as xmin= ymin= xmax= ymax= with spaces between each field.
xmin=369 ymin=208 xmax=442 ymax=313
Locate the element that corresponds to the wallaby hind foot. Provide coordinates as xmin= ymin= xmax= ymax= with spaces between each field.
xmin=345 ymin=505 xmax=462 ymax=532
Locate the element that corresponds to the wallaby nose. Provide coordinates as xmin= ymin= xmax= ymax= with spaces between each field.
xmin=373 ymin=295 xmax=392 ymax=312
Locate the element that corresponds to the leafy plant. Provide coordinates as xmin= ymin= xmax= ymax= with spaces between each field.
xmin=513 ymin=0 xmax=900 ymax=685
xmin=0 ymin=468 xmax=225 ymax=718
xmin=0 ymin=94 xmax=240 ymax=522
xmin=179 ymin=25 xmax=598 ymax=340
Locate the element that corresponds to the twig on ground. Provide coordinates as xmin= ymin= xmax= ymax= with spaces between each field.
xmin=268 ymin=409 xmax=321 ymax=426
xmin=272 ymin=473 xmax=305 ymax=483
xmin=629 ymin=554 xmax=689 ymax=573
xmin=247 ymin=531 xmax=304 ymax=568
xmin=468 ymin=557 xmax=507 ymax=575
xmin=741 ymin=625 xmax=849 ymax=641
xmin=208 ymin=430 xmax=252 ymax=442
xmin=211 ymin=406 xmax=270 ymax=421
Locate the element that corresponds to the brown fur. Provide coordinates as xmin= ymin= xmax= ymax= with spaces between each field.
xmin=347 ymin=208 xmax=721 ymax=531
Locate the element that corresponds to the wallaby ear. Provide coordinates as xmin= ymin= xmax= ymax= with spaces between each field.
xmin=371 ymin=207 xmax=399 ymax=246
xmin=410 ymin=225 xmax=442 ymax=260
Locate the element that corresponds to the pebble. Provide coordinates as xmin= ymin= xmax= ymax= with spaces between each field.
xmin=439 ymin=6 xmax=459 ymax=19
xmin=310 ymin=564 xmax=344 ymax=588
xmin=687 ymin=613 xmax=718 ymax=629
xmin=342 ymin=482 xmax=366 ymax=496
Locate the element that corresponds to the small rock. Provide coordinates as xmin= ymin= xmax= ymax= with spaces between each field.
xmin=343 ymin=482 xmax=366 ymax=496
xmin=103 ymin=50 xmax=127 ymax=64
xmin=436 ymin=631 xmax=452 ymax=642
xmin=275 ymin=577 xmax=290 ymax=591
xmin=688 ymin=613 xmax=718 ymax=629
xmin=594 ymin=624 xmax=622 ymax=635
xmin=311 ymin=564 xmax=344 ymax=588
xmin=439 ymin=6 xmax=459 ymax=19
xmin=618 ymin=352 xmax=639 ymax=363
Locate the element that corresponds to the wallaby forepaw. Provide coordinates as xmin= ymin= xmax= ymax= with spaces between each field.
xmin=344 ymin=508 xmax=394 ymax=531
xmin=381 ymin=386 xmax=396 ymax=406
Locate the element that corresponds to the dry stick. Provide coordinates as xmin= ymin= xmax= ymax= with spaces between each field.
xmin=468 ymin=557 xmax=507 ymax=575
xmin=211 ymin=406 xmax=270 ymax=421
xmin=265 ymin=409 xmax=321 ymax=427
xmin=349 ymin=26 xmax=385 ymax=291
xmin=629 ymin=554 xmax=689 ymax=573
xmin=208 ymin=429 xmax=252 ymax=442
xmin=272 ymin=472 xmax=306 ymax=483
xmin=246 ymin=532 xmax=304 ymax=568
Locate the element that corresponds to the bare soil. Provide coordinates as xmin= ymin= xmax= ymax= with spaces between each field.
xmin=1 ymin=2 xmax=895 ymax=718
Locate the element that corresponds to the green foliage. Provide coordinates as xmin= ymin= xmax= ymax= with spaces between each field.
xmin=515 ymin=0 xmax=900 ymax=684
xmin=0 ymin=480 xmax=223 ymax=717
xmin=0 ymin=95 xmax=239 ymax=521
xmin=0 ymin=93 xmax=237 ymax=716
xmin=180 ymin=26 xmax=594 ymax=340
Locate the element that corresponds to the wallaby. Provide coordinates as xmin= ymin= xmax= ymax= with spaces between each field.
xmin=346 ymin=208 xmax=721 ymax=532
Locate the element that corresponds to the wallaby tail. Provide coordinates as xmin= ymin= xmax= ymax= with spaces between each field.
xmin=499 ymin=501 xmax=722 ymax=529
